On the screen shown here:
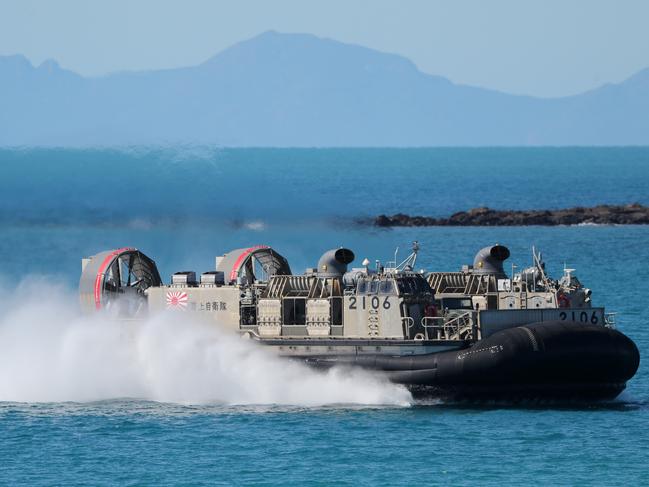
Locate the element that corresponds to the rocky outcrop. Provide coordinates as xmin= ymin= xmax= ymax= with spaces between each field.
xmin=374 ymin=204 xmax=649 ymax=227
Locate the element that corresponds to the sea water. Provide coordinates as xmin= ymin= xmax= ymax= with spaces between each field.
xmin=0 ymin=147 xmax=648 ymax=485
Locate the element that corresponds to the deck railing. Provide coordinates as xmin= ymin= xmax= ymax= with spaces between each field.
xmin=421 ymin=312 xmax=474 ymax=340
xmin=604 ymin=312 xmax=617 ymax=329
xmin=401 ymin=317 xmax=415 ymax=339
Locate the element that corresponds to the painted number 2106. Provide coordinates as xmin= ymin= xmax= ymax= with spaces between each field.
xmin=349 ymin=296 xmax=391 ymax=310
xmin=559 ymin=310 xmax=599 ymax=324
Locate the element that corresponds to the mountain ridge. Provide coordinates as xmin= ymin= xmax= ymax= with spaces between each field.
xmin=1 ymin=31 xmax=647 ymax=146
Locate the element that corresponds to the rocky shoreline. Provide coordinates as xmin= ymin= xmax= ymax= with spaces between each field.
xmin=374 ymin=204 xmax=649 ymax=227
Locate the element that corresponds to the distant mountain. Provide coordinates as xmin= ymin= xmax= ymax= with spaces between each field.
xmin=1 ymin=31 xmax=648 ymax=146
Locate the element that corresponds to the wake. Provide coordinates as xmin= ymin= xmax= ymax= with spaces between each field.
xmin=0 ymin=277 xmax=411 ymax=406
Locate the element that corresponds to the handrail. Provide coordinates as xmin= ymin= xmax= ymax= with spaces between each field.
xmin=604 ymin=312 xmax=617 ymax=329
xmin=421 ymin=316 xmax=444 ymax=339
xmin=421 ymin=312 xmax=474 ymax=340
xmin=401 ymin=317 xmax=415 ymax=339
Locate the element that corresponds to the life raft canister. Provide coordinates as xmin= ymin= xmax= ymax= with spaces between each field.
xmin=557 ymin=293 xmax=571 ymax=308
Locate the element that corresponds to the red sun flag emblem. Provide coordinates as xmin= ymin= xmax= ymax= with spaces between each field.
xmin=166 ymin=291 xmax=189 ymax=310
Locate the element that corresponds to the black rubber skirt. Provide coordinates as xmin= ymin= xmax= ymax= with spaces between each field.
xmin=306 ymin=321 xmax=640 ymax=400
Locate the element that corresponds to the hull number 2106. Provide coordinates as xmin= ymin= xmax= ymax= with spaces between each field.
xmin=559 ymin=310 xmax=599 ymax=324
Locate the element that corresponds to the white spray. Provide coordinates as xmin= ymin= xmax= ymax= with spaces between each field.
xmin=0 ymin=277 xmax=411 ymax=406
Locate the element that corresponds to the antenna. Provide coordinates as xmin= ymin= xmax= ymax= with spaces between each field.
xmin=532 ymin=246 xmax=550 ymax=288
xmin=396 ymin=241 xmax=419 ymax=271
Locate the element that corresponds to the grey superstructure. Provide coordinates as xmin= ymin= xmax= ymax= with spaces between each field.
xmin=428 ymin=245 xmax=602 ymax=338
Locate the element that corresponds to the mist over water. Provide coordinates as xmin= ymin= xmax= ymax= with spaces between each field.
xmin=0 ymin=277 xmax=411 ymax=406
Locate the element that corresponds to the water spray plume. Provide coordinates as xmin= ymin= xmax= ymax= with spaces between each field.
xmin=0 ymin=277 xmax=411 ymax=406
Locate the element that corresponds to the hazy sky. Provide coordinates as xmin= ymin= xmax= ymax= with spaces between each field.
xmin=1 ymin=0 xmax=648 ymax=97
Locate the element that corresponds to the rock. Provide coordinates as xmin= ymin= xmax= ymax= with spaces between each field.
xmin=373 ymin=204 xmax=649 ymax=227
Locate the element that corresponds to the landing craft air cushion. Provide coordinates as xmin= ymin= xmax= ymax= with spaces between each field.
xmin=79 ymin=244 xmax=639 ymax=400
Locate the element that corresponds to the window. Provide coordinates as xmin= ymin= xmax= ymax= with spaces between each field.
xmin=379 ymin=280 xmax=395 ymax=294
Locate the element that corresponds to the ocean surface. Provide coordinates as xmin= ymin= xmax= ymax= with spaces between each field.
xmin=1 ymin=147 xmax=648 ymax=485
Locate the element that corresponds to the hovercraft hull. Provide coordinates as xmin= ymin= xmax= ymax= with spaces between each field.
xmin=293 ymin=321 xmax=640 ymax=400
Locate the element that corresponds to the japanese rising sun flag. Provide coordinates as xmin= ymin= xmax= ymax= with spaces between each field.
xmin=166 ymin=291 xmax=188 ymax=309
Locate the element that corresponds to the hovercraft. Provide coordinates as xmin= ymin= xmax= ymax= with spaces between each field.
xmin=79 ymin=244 xmax=639 ymax=400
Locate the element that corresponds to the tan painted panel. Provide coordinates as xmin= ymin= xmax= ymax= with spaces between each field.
xmin=147 ymin=285 xmax=241 ymax=331
xmin=342 ymin=295 xmax=404 ymax=338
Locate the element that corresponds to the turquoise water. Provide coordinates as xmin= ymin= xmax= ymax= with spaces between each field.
xmin=1 ymin=147 xmax=648 ymax=485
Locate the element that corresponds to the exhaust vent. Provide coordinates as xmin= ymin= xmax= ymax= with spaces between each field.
xmin=317 ymin=248 xmax=355 ymax=278
xmin=472 ymin=245 xmax=510 ymax=278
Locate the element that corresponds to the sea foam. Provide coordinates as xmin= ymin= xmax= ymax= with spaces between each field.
xmin=0 ymin=277 xmax=411 ymax=406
